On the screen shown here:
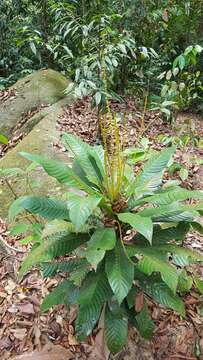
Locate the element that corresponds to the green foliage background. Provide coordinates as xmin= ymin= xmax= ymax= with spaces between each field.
xmin=1 ymin=0 xmax=203 ymax=111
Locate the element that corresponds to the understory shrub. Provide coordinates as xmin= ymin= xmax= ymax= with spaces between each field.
xmin=10 ymin=120 xmax=203 ymax=353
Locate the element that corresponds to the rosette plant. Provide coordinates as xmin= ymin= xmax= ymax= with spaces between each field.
xmin=10 ymin=111 xmax=203 ymax=354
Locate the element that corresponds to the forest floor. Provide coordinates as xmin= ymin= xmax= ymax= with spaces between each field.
xmin=0 ymin=96 xmax=203 ymax=359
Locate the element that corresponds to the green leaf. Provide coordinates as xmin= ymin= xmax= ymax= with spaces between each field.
xmin=135 ymin=303 xmax=155 ymax=339
xmin=178 ymin=55 xmax=185 ymax=70
xmin=127 ymin=286 xmax=139 ymax=309
xmin=62 ymin=133 xmax=104 ymax=187
xmin=106 ymin=240 xmax=134 ymax=304
xmin=42 ymin=220 xmax=75 ymax=238
xmin=30 ymin=41 xmax=37 ymax=55
xmin=179 ymin=168 xmax=189 ymax=181
xmin=129 ymin=302 xmax=154 ymax=339
xmin=20 ymin=235 xmax=37 ymax=246
xmin=128 ymin=146 xmax=176 ymax=195
xmin=77 ymin=270 xmax=112 ymax=307
xmin=155 ymin=244 xmax=203 ymax=265
xmin=194 ymin=277 xmax=203 ymax=295
xmin=118 ymin=213 xmax=153 ymax=243
xmin=148 ymin=223 xmax=190 ymax=245
xmin=104 ymin=301 xmax=128 ymax=354
xmin=85 ymin=228 xmax=116 ymax=267
xmin=95 ymin=91 xmax=101 ymax=106
xmin=130 ymin=187 xmax=203 ymax=207
xmin=76 ymin=270 xmax=111 ymax=340
xmin=178 ymin=269 xmax=193 ymax=294
xmin=19 ymin=152 xmax=96 ymax=195
xmin=130 ymin=223 xmax=190 ymax=247
xmin=139 ymin=202 xmax=199 ymax=222
xmin=191 ymin=221 xmax=203 ymax=235
xmin=69 ymin=264 xmax=89 ymax=286
xmin=137 ymin=255 xmax=178 ymax=293
xmin=127 ymin=244 xmax=179 ymax=292
xmin=128 ymin=243 xmax=203 ymax=265
xmin=67 ymin=193 xmax=102 ymax=231
xmin=41 ymin=280 xmax=78 ymax=312
xmin=62 ymin=45 xmax=73 ymax=58
xmin=41 ymin=258 xmax=89 ymax=277
xmin=0 ymin=133 xmax=8 ymax=145
xmin=19 ymin=232 xmax=88 ymax=279
xmin=9 ymin=223 xmax=29 ymax=235
xmin=137 ymin=273 xmax=185 ymax=316
xmin=72 ymin=160 xmax=97 ymax=189
xmin=9 ymin=196 xmax=70 ymax=221
xmin=9 ymin=196 xmax=27 ymax=220
xmin=76 ymin=302 xmax=101 ymax=340
xmin=41 ymin=219 xmax=89 ymax=239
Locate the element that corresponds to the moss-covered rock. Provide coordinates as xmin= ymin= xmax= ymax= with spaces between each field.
xmin=0 ymin=69 xmax=69 ymax=138
xmin=0 ymin=97 xmax=73 ymax=219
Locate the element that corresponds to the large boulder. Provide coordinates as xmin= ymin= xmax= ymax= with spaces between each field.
xmin=0 ymin=97 xmax=73 ymax=219
xmin=0 ymin=69 xmax=69 ymax=138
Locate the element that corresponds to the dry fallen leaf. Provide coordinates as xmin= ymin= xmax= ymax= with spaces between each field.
xmin=12 ymin=344 xmax=74 ymax=360
xmin=10 ymin=328 xmax=27 ymax=340
xmin=135 ymin=291 xmax=144 ymax=313
xmin=68 ymin=333 xmax=79 ymax=346
xmin=5 ymin=279 xmax=16 ymax=294
xmin=18 ymin=303 xmax=35 ymax=315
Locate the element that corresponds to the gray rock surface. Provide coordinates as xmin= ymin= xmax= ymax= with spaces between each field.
xmin=0 ymin=97 xmax=73 ymax=219
xmin=0 ymin=69 xmax=69 ymax=137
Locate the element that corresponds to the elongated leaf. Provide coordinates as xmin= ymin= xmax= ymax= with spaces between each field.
xmin=76 ymin=302 xmax=101 ymax=340
xmin=135 ymin=303 xmax=155 ymax=339
xmin=140 ymin=274 xmax=185 ymax=316
xmin=41 ymin=258 xmax=89 ymax=277
xmin=41 ymin=279 xmax=78 ymax=312
xmin=67 ymin=193 xmax=102 ymax=231
xmin=154 ymin=244 xmax=203 ymax=264
xmin=141 ymin=188 xmax=203 ymax=206
xmin=42 ymin=220 xmax=74 ymax=239
xmin=77 ymin=270 xmax=112 ymax=307
xmin=19 ymin=152 xmax=96 ymax=195
xmin=128 ymin=146 xmax=176 ymax=195
xmin=194 ymin=277 xmax=203 ymax=295
xmin=72 ymin=160 xmax=98 ymax=189
xmin=76 ymin=270 xmax=112 ymax=340
xmin=129 ymin=187 xmax=203 ymax=208
xmin=118 ymin=212 xmax=153 ymax=243
xmin=0 ymin=133 xmax=8 ymax=145
xmin=9 ymin=196 xmax=28 ymax=220
xmin=139 ymin=202 xmax=199 ymax=222
xmin=9 ymin=196 xmax=70 ymax=221
xmin=132 ymin=223 xmax=190 ymax=247
xmin=127 ymin=244 xmax=178 ymax=293
xmin=106 ymin=240 xmax=134 ymax=304
xmin=104 ymin=302 xmax=128 ymax=354
xmin=128 ymin=303 xmax=154 ymax=339
xmin=85 ymin=228 xmax=116 ymax=267
xmin=128 ymin=243 xmax=203 ymax=264
xmin=127 ymin=286 xmax=139 ymax=309
xmin=150 ymin=223 xmax=190 ymax=245
xmin=69 ymin=264 xmax=89 ymax=286
xmin=62 ymin=133 xmax=104 ymax=186
xmin=177 ymin=269 xmax=193 ymax=294
xmin=137 ymin=255 xmax=178 ymax=293
xmin=19 ymin=232 xmax=89 ymax=279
